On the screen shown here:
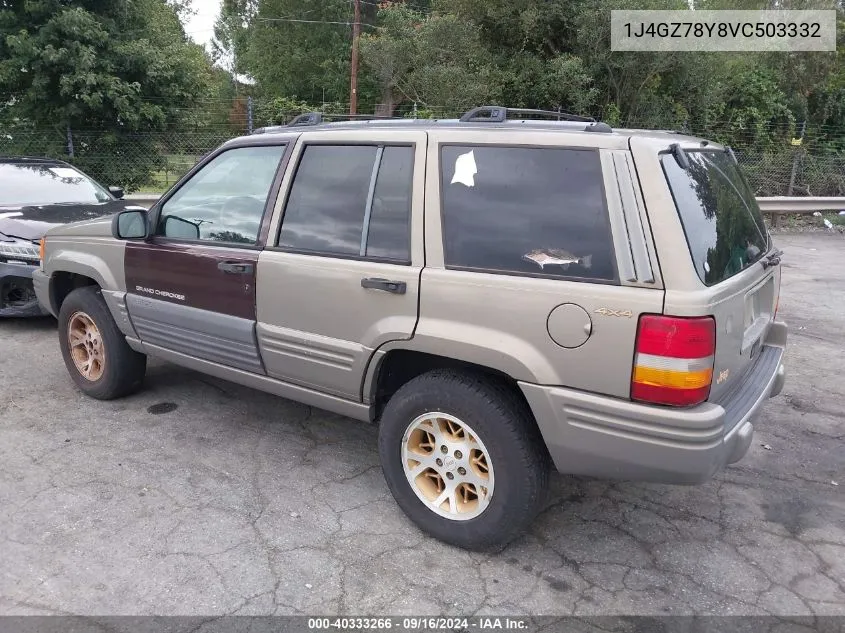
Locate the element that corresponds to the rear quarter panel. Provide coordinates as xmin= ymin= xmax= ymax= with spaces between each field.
xmin=410 ymin=129 xmax=665 ymax=399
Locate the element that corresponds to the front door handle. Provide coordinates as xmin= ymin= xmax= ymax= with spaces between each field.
xmin=218 ymin=261 xmax=254 ymax=274
xmin=361 ymin=277 xmax=406 ymax=294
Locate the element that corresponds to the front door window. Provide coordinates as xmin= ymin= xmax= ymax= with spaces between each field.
xmin=158 ymin=145 xmax=286 ymax=245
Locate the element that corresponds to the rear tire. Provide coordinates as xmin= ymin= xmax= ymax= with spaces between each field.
xmin=378 ymin=369 xmax=550 ymax=550
xmin=58 ymin=286 xmax=146 ymax=400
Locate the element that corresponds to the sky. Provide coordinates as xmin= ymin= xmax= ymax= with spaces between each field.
xmin=182 ymin=0 xmax=253 ymax=82
xmin=182 ymin=0 xmax=223 ymax=53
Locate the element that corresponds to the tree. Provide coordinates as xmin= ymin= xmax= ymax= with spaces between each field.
xmin=0 ymin=0 xmax=213 ymax=189
xmin=214 ymin=0 xmax=377 ymax=105
xmin=360 ymin=3 xmax=497 ymax=115
xmin=212 ymin=0 xmax=258 ymax=80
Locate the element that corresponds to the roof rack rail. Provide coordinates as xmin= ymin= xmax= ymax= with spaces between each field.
xmin=252 ymin=125 xmax=285 ymax=135
xmin=458 ymin=105 xmax=612 ymax=132
xmin=459 ymin=105 xmax=596 ymax=124
xmin=286 ymin=112 xmax=398 ymax=127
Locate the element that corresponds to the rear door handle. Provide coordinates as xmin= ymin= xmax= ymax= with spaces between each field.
xmin=361 ymin=277 xmax=406 ymax=294
xmin=218 ymin=261 xmax=254 ymax=274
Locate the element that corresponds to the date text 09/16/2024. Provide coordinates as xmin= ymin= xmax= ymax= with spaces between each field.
xmin=307 ymin=617 xmax=528 ymax=630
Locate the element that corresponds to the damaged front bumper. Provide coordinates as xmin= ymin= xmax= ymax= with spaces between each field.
xmin=0 ymin=261 xmax=50 ymax=317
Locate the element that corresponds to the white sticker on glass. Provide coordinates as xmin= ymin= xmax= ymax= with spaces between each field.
xmin=451 ymin=150 xmax=477 ymax=187
xmin=49 ymin=167 xmax=82 ymax=179
xmin=703 ymin=261 xmax=711 ymax=273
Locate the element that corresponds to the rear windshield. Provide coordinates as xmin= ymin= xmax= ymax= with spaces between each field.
xmin=662 ymin=149 xmax=769 ymax=286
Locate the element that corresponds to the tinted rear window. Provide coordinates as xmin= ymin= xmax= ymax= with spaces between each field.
xmin=662 ymin=150 xmax=769 ymax=286
xmin=440 ymin=146 xmax=616 ymax=282
xmin=279 ymin=144 xmax=413 ymax=262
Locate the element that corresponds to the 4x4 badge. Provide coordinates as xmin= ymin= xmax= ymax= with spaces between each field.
xmin=594 ymin=308 xmax=633 ymax=318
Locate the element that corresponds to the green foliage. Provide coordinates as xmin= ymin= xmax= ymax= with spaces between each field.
xmin=0 ymin=0 xmax=214 ymax=190
xmin=4 ymin=0 xmax=841 ymax=196
xmin=701 ymin=68 xmax=796 ymax=151
xmin=254 ymin=96 xmax=348 ymax=125
xmin=360 ymin=4 xmax=496 ymax=114
xmin=219 ymin=0 xmax=369 ymax=105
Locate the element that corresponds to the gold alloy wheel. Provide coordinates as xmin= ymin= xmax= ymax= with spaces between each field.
xmin=67 ymin=311 xmax=106 ymax=382
xmin=402 ymin=413 xmax=494 ymax=521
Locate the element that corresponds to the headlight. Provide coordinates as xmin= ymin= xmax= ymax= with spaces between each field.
xmin=0 ymin=238 xmax=40 ymax=262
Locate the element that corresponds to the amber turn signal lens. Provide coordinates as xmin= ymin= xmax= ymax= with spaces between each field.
xmin=39 ymin=237 xmax=45 ymax=261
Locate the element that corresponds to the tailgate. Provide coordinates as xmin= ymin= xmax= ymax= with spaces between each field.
xmin=651 ymin=142 xmax=782 ymax=403
xmin=705 ymin=264 xmax=780 ymax=402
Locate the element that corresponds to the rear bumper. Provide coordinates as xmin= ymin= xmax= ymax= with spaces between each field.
xmin=0 ymin=262 xmax=49 ymax=317
xmin=520 ymin=320 xmax=787 ymax=484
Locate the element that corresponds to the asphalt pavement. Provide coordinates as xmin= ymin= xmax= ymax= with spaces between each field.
xmin=1 ymin=233 xmax=843 ymax=617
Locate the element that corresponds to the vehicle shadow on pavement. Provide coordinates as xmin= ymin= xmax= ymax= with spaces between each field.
xmin=0 ymin=315 xmax=56 ymax=332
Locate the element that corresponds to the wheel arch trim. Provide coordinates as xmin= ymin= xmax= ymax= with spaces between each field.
xmin=362 ymin=338 xmax=547 ymax=408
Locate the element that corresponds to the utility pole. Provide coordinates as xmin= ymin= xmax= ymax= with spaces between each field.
xmin=349 ymin=0 xmax=360 ymax=115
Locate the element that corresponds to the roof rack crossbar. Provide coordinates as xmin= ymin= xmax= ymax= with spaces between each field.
xmin=287 ymin=112 xmax=323 ymax=127
xmin=459 ymin=105 xmax=597 ymax=124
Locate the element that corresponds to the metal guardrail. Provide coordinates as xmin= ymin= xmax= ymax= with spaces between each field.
xmin=756 ymin=197 xmax=845 ymax=215
xmin=126 ymin=193 xmax=845 ymax=214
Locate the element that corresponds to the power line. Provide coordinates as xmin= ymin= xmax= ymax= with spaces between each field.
xmin=254 ymin=17 xmax=381 ymax=28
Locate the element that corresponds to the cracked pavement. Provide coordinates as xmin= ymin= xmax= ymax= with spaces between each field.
xmin=0 ymin=233 xmax=843 ymax=617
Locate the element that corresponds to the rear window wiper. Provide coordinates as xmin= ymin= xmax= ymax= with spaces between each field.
xmin=669 ymin=143 xmax=689 ymax=169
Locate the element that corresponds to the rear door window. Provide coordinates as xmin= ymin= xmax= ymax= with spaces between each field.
xmin=279 ymin=144 xmax=413 ymax=262
xmin=439 ymin=145 xmax=616 ymax=282
xmin=661 ymin=149 xmax=769 ymax=286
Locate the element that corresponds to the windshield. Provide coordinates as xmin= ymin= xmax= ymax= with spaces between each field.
xmin=0 ymin=163 xmax=112 ymax=206
xmin=661 ymin=149 xmax=769 ymax=286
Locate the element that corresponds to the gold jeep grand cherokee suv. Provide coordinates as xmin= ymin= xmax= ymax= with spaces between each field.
xmin=34 ymin=106 xmax=787 ymax=550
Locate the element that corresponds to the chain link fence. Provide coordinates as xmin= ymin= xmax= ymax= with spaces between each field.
xmin=2 ymin=105 xmax=843 ymax=197
xmin=733 ymin=151 xmax=844 ymax=198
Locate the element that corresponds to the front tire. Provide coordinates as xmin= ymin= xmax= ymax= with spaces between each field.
xmin=58 ymin=286 xmax=146 ymax=400
xmin=378 ymin=369 xmax=550 ymax=550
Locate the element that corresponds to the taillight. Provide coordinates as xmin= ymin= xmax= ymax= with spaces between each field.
xmin=631 ymin=315 xmax=716 ymax=407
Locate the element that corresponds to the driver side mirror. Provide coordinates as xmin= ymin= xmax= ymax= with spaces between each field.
xmin=113 ymin=209 xmax=149 ymax=240
xmin=108 ymin=186 xmax=125 ymax=199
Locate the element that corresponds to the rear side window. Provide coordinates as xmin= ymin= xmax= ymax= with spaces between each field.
xmin=662 ymin=150 xmax=769 ymax=286
xmin=440 ymin=146 xmax=616 ymax=281
xmin=279 ymin=144 xmax=412 ymax=262
xmin=365 ymin=146 xmax=414 ymax=260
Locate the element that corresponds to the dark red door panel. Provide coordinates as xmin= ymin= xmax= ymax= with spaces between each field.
xmin=125 ymin=241 xmax=258 ymax=320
